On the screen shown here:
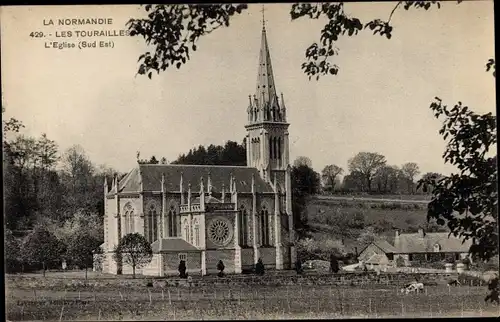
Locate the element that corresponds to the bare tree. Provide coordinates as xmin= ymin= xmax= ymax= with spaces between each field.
xmin=401 ymin=162 xmax=420 ymax=194
xmin=347 ymin=152 xmax=386 ymax=192
xmin=321 ymin=164 xmax=343 ymax=192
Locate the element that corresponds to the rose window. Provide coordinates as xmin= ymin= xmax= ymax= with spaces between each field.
xmin=208 ymin=217 xmax=233 ymax=246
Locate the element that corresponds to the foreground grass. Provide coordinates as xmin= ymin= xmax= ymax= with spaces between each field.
xmin=6 ymin=274 xmax=499 ymax=320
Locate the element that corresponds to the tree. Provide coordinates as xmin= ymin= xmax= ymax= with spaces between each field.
xmin=172 ymin=140 xmax=246 ymax=165
xmin=347 ymin=152 xmax=387 ymax=192
xmin=401 ymin=162 xmax=420 ymax=194
xmin=127 ymin=2 xmax=446 ymax=80
xmin=21 ymin=226 xmax=65 ymax=277
xmin=113 ymin=233 xmax=153 ymax=279
xmin=5 ymin=229 xmax=21 ymax=273
xmin=374 ymin=165 xmax=401 ymax=194
xmin=60 ymin=145 xmax=97 ymax=216
xmin=341 ymin=170 xmax=365 ymax=192
xmin=418 ymin=98 xmax=497 ymax=262
xmin=419 ymin=172 xmax=444 ymax=194
xmin=66 ymin=233 xmax=101 ymax=279
xmin=330 ymin=253 xmax=339 ymax=273
xmin=291 ymin=162 xmax=320 ymax=237
xmin=417 ymin=66 xmax=497 ymax=302
xmin=395 ymin=256 xmax=406 ymax=267
xmin=321 ymin=164 xmax=343 ymax=192
xmin=357 ymin=226 xmax=377 ymax=246
xmin=293 ymin=156 xmax=313 ymax=168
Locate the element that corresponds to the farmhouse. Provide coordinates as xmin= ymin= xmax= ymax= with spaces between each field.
xmin=100 ymin=21 xmax=296 ymax=276
xmin=357 ymin=239 xmax=398 ymax=270
xmin=393 ymin=229 xmax=472 ymax=263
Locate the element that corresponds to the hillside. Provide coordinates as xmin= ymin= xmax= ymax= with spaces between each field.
xmin=297 ymin=197 xmax=447 ymax=261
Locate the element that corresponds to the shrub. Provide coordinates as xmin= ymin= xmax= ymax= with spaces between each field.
xmin=395 ymin=256 xmax=405 ymax=267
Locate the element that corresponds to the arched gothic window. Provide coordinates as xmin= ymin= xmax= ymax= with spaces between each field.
xmin=148 ymin=203 xmax=159 ymax=242
xmin=260 ymin=206 xmax=270 ymax=246
xmin=193 ymin=219 xmax=200 ymax=246
xmin=239 ymin=205 xmax=248 ymax=246
xmin=123 ymin=203 xmax=134 ymax=236
xmin=269 ymin=137 xmax=273 ymax=160
xmin=277 ymin=137 xmax=282 ymax=162
xmin=183 ymin=219 xmax=190 ymax=243
xmin=168 ymin=206 xmax=177 ymax=237
xmin=274 ymin=138 xmax=280 ymax=159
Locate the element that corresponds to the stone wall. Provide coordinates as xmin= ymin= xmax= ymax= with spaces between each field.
xmin=163 ymin=252 xmax=202 ymax=276
xmin=161 ymin=271 xmax=471 ymax=288
xmin=205 ymin=249 xmax=235 ymax=274
xmin=259 ymin=247 xmax=276 ymax=269
xmin=241 ymin=248 xmax=255 ymax=270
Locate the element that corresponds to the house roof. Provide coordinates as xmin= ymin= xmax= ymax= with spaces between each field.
xmin=151 ymin=237 xmax=201 ymax=253
xmin=365 ymin=253 xmax=390 ymax=265
xmin=193 ymin=195 xmax=221 ymax=204
xmin=358 ymin=238 xmax=398 ymax=255
xmin=109 ymin=164 xmax=274 ymax=194
xmin=395 ymin=232 xmax=472 ymax=253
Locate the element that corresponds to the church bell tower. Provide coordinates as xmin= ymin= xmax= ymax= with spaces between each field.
xmin=245 ymin=17 xmax=290 ymax=182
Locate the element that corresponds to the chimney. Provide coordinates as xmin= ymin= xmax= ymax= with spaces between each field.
xmin=394 ymin=230 xmax=400 ymax=249
xmin=418 ymin=228 xmax=425 ymax=238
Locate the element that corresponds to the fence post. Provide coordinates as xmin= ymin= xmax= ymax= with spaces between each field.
xmin=98 ymin=309 xmax=101 ymax=321
xmin=59 ymin=304 xmax=64 ymax=322
xmin=369 ymin=298 xmax=372 ymax=315
xmin=162 ymin=289 xmax=165 ymax=301
xmin=168 ymin=289 xmax=172 ymax=305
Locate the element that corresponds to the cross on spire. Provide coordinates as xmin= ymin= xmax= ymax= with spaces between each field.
xmin=261 ymin=4 xmax=267 ymax=30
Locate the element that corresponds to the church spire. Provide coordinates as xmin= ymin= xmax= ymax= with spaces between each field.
xmin=255 ymin=12 xmax=278 ymax=120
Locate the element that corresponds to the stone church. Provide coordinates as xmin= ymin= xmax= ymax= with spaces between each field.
xmin=101 ymin=22 xmax=296 ymax=276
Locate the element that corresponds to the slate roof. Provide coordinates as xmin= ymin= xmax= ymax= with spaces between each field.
xmin=373 ymin=239 xmax=399 ymax=253
xmin=151 ymin=237 xmax=201 ymax=253
xmin=394 ymin=232 xmax=472 ymax=253
xmin=365 ymin=253 xmax=390 ymax=265
xmin=109 ymin=164 xmax=274 ymax=194
xmin=359 ymin=239 xmax=399 ymax=255
xmin=193 ymin=195 xmax=222 ymax=203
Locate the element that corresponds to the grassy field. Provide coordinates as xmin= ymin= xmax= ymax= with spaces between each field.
xmin=6 ymin=272 xmax=499 ymax=320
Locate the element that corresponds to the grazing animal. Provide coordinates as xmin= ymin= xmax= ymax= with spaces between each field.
xmin=448 ymin=279 xmax=461 ymax=286
xmin=401 ymin=282 xmax=424 ymax=294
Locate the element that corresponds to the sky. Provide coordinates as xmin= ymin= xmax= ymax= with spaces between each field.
xmin=1 ymin=2 xmax=496 ymax=178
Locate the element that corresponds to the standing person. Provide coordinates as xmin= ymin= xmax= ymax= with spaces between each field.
xmin=255 ymin=258 xmax=265 ymax=276
xmin=217 ymin=260 xmax=225 ymax=277
xmin=330 ymin=253 xmax=339 ymax=273
xmin=295 ymin=258 xmax=303 ymax=275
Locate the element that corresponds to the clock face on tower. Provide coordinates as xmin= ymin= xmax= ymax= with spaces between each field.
xmin=208 ymin=216 xmax=233 ymax=247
